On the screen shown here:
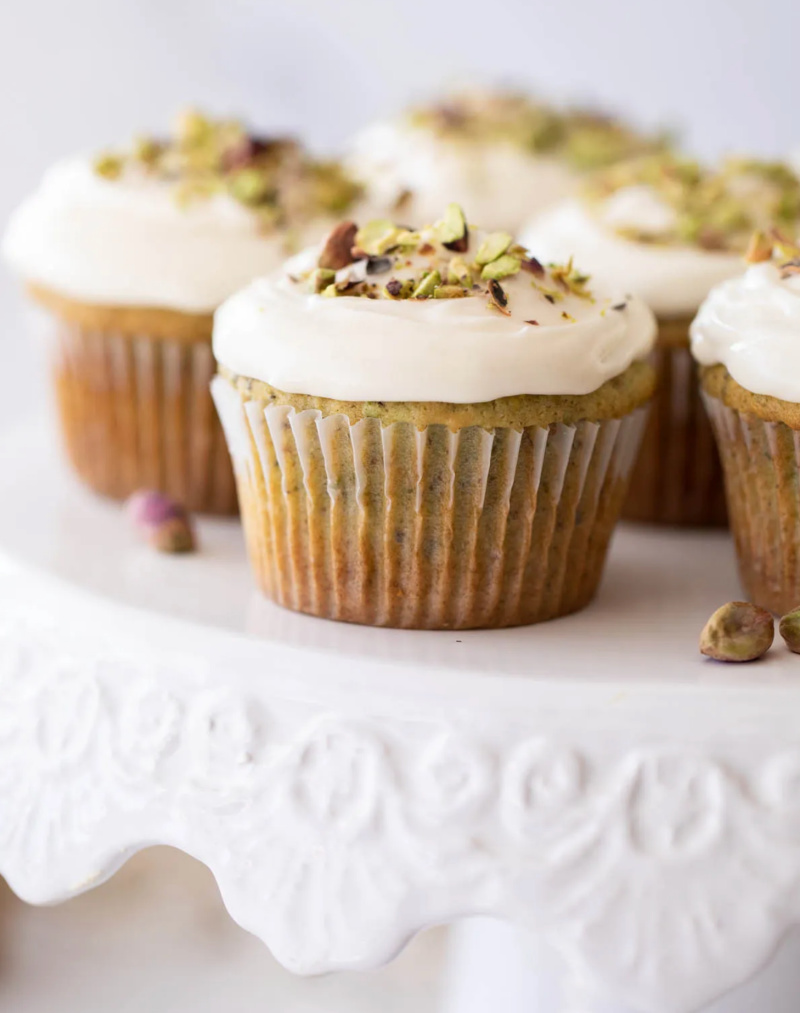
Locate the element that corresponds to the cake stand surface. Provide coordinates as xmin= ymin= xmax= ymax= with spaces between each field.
xmin=2 ymin=413 xmax=800 ymax=1013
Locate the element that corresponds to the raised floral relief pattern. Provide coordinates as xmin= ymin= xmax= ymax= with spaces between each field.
xmin=0 ymin=614 xmax=799 ymax=1012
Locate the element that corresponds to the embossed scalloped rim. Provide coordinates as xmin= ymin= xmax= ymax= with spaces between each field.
xmin=1 ymin=555 xmax=800 ymax=1013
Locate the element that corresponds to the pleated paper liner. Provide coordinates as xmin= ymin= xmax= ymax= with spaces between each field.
xmin=212 ymin=376 xmax=647 ymax=629
xmin=703 ymin=390 xmax=800 ymax=616
xmin=47 ymin=316 xmax=237 ymax=514
xmin=623 ymin=318 xmax=727 ymax=527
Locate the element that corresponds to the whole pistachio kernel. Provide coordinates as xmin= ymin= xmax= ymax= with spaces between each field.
xmin=475 ymin=231 xmax=513 ymax=266
xmin=354 ymin=219 xmax=400 ymax=256
xmin=93 ymin=153 xmax=123 ymax=180
xmin=433 ymin=284 xmax=469 ymax=298
xmin=699 ymin=601 xmax=774 ymax=662
xmin=779 ymin=607 xmax=800 ymax=653
xmin=434 ymin=202 xmax=469 ymax=252
xmin=412 ymin=270 xmax=441 ymax=299
xmin=481 ymin=254 xmax=521 ymax=281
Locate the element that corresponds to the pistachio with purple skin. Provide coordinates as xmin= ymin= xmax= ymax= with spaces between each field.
xmin=126 ymin=490 xmax=196 ymax=554
xmin=700 ymin=601 xmax=774 ymax=662
xmin=318 ymin=221 xmax=358 ymax=271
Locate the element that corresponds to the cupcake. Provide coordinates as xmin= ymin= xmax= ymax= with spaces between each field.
xmin=692 ymin=231 xmax=800 ymax=614
xmin=211 ymin=205 xmax=656 ymax=629
xmin=522 ymin=155 xmax=800 ymax=526
xmin=2 ymin=110 xmax=363 ymax=513
xmin=346 ymin=89 xmax=668 ymax=234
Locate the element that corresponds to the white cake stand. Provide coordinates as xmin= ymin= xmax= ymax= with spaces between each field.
xmin=2 ymin=410 xmax=800 ymax=1013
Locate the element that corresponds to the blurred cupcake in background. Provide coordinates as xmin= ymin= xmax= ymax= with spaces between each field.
xmin=2 ymin=110 xmax=363 ymax=514
xmin=212 ymin=205 xmax=656 ymax=629
xmin=692 ymin=232 xmax=800 ymax=615
xmin=523 ymin=154 xmax=800 ymax=526
xmin=345 ymin=89 xmax=669 ymax=234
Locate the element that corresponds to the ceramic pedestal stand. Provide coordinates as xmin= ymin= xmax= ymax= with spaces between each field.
xmin=1 ymin=415 xmax=799 ymax=1013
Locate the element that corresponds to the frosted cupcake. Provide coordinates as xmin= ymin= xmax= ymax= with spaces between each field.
xmin=523 ymin=155 xmax=800 ymax=526
xmin=346 ymin=89 xmax=667 ymax=234
xmin=2 ymin=110 xmax=362 ymax=513
xmin=692 ymin=232 xmax=800 ymax=614
xmin=212 ymin=206 xmax=656 ymax=629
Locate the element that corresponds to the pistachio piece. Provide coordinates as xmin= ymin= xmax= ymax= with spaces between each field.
xmin=482 ymin=254 xmax=521 ymax=280
xmin=447 ymin=256 xmax=473 ymax=286
xmin=433 ymin=284 xmax=469 ymax=298
xmin=434 ymin=203 xmax=469 ymax=252
xmin=175 ymin=108 xmax=212 ymax=146
xmin=412 ymin=270 xmax=441 ymax=299
xmin=318 ymin=222 xmax=358 ymax=270
xmin=779 ymin=607 xmax=800 ymax=653
xmin=126 ymin=490 xmax=196 ymax=554
xmin=475 ymin=231 xmax=513 ymax=265
xmin=354 ymin=218 xmax=400 ymax=256
xmin=520 ymin=256 xmax=545 ymax=277
xmin=699 ymin=601 xmax=774 ymax=662
xmin=132 ymin=136 xmax=162 ymax=167
xmin=746 ymin=231 xmax=774 ymax=263
xmin=310 ymin=267 xmax=335 ymax=293
xmin=93 ymin=153 xmax=123 ymax=180
xmin=228 ymin=167 xmax=271 ymax=206
xmin=385 ymin=278 xmax=414 ymax=299
xmin=321 ymin=283 xmax=339 ymax=298
xmin=487 ymin=279 xmax=510 ymax=315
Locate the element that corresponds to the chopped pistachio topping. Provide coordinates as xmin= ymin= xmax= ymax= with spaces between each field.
xmin=90 ymin=108 xmax=362 ymax=231
xmin=296 ymin=207 xmax=597 ymax=322
xmin=475 ymin=231 xmax=513 ymax=265
xmin=587 ymin=153 xmax=800 ymax=253
xmin=433 ymin=202 xmax=469 ymax=251
xmin=412 ymin=270 xmax=442 ymax=299
xmin=406 ymin=90 xmax=669 ymax=168
xmin=744 ymin=227 xmax=800 ymax=279
xmin=481 ymin=254 xmax=521 ymax=280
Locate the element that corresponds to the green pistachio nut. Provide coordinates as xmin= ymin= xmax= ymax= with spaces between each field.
xmin=700 ymin=601 xmax=774 ymax=662
xmin=447 ymin=256 xmax=473 ymax=286
xmin=481 ymin=254 xmax=521 ymax=280
xmin=354 ymin=219 xmax=400 ymax=256
xmin=412 ymin=270 xmax=441 ymax=299
xmin=93 ymin=153 xmax=123 ymax=180
xmin=475 ymin=231 xmax=513 ymax=265
xmin=434 ymin=203 xmax=468 ymax=248
xmin=228 ymin=168 xmax=271 ymax=206
xmin=779 ymin=607 xmax=800 ymax=654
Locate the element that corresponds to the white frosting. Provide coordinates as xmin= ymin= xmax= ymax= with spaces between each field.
xmin=2 ymin=157 xmax=336 ymax=314
xmin=521 ymin=197 xmax=744 ymax=317
xmin=213 ymin=240 xmax=656 ymax=403
xmin=690 ymin=262 xmax=800 ymax=402
xmin=346 ymin=121 xmax=578 ymax=234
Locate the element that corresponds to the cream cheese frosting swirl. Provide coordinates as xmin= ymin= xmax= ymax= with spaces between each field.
xmin=2 ymin=111 xmax=363 ymax=314
xmin=691 ymin=260 xmax=800 ymax=402
xmin=213 ymin=207 xmax=657 ymax=403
